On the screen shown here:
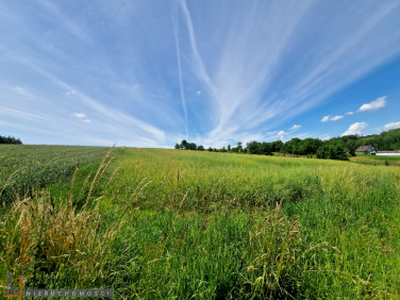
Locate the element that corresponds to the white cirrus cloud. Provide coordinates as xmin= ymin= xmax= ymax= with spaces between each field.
xmin=384 ymin=121 xmax=400 ymax=131
xmin=321 ymin=115 xmax=344 ymax=122
xmin=321 ymin=115 xmax=330 ymax=122
xmin=278 ymin=130 xmax=287 ymax=136
xmin=330 ymin=115 xmax=344 ymax=121
xmin=16 ymin=86 xmax=25 ymax=93
xmin=345 ymin=111 xmax=354 ymax=115
xmin=66 ymin=90 xmax=77 ymax=97
xmin=342 ymin=122 xmax=368 ymax=136
xmin=290 ymin=124 xmax=302 ymax=130
xmin=83 ymin=119 xmax=92 ymax=123
xmin=358 ymin=96 xmax=386 ymax=112
xmin=2 ymin=1 xmax=400 ymax=147
xmin=73 ymin=112 xmax=86 ymax=118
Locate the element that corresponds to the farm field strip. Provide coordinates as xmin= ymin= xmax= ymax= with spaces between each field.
xmin=0 ymin=145 xmax=109 ymax=203
xmin=350 ymin=153 xmax=400 ymax=167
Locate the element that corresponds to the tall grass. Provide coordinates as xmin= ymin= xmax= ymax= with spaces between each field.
xmin=1 ymin=147 xmax=399 ymax=298
xmin=0 ymin=146 xmax=128 ymax=288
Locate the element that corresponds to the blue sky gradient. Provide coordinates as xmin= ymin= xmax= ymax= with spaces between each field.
xmin=1 ymin=0 xmax=400 ymax=147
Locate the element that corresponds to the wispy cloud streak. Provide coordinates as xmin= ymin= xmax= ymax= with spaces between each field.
xmin=1 ymin=0 xmax=400 ymax=146
xmin=172 ymin=1 xmax=188 ymax=137
xmin=174 ymin=1 xmax=400 ymax=145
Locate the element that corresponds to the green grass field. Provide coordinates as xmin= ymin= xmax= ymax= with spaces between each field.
xmin=0 ymin=145 xmax=110 ymax=204
xmin=1 ymin=146 xmax=400 ymax=299
xmin=350 ymin=152 xmax=400 ymax=167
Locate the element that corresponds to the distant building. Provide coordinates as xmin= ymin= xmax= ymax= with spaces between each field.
xmin=376 ymin=150 xmax=400 ymax=156
xmin=355 ymin=145 xmax=375 ymax=154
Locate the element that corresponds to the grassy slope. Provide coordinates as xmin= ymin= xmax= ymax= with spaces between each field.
xmin=350 ymin=152 xmax=400 ymax=167
xmin=1 ymin=148 xmax=400 ymax=299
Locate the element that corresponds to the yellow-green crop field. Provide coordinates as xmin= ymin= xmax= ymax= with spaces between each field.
xmin=0 ymin=145 xmax=109 ymax=204
xmin=1 ymin=146 xmax=400 ymax=299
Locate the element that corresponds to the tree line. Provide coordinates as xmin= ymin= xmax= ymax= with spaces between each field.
xmin=174 ymin=128 xmax=400 ymax=161
xmin=0 ymin=135 xmax=22 ymax=144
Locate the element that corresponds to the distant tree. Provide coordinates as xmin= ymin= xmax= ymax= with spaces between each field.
xmin=260 ymin=142 xmax=272 ymax=155
xmin=173 ymin=128 xmax=400 ymax=160
xmin=246 ymin=141 xmax=261 ymax=154
xmin=282 ymin=138 xmax=301 ymax=154
xmin=271 ymin=140 xmax=283 ymax=152
xmin=237 ymin=142 xmax=243 ymax=153
xmin=345 ymin=140 xmax=357 ymax=156
xmin=246 ymin=141 xmax=272 ymax=155
xmin=187 ymin=142 xmax=197 ymax=150
xmin=299 ymin=138 xmax=322 ymax=155
xmin=0 ymin=135 xmax=22 ymax=144
xmin=316 ymin=144 xmax=348 ymax=160
xmin=181 ymin=139 xmax=188 ymax=150
xmin=197 ymin=145 xmax=204 ymax=151
xmin=316 ymin=145 xmax=329 ymax=159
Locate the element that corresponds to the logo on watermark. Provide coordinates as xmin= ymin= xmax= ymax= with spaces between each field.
xmin=3 ymin=273 xmax=114 ymax=298
xmin=4 ymin=273 xmax=23 ymax=298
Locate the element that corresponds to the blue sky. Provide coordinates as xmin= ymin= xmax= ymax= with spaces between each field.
xmin=1 ymin=0 xmax=400 ymax=148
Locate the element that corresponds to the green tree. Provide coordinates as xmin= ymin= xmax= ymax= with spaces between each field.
xmin=0 ymin=135 xmax=22 ymax=144
xmin=271 ymin=140 xmax=283 ymax=152
xmin=181 ymin=140 xmax=188 ymax=150
xmin=246 ymin=141 xmax=261 ymax=154
xmin=237 ymin=142 xmax=243 ymax=153
xmin=188 ymin=142 xmax=197 ymax=150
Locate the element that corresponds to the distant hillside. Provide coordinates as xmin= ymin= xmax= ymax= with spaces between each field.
xmin=174 ymin=128 xmax=400 ymax=161
xmin=351 ymin=128 xmax=400 ymax=151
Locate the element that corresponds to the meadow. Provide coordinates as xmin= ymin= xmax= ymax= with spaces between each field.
xmin=1 ymin=146 xmax=400 ymax=299
xmin=350 ymin=152 xmax=400 ymax=167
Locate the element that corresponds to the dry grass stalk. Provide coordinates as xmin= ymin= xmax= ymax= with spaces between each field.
xmin=106 ymin=166 xmax=121 ymax=188
xmin=68 ymin=166 xmax=79 ymax=206
xmin=128 ymin=178 xmax=151 ymax=203
xmin=99 ymin=154 xmax=116 ymax=180
xmin=0 ymin=146 xmax=148 ymax=283
xmin=200 ymin=217 xmax=212 ymax=231
xmin=177 ymin=189 xmax=190 ymax=214
xmin=86 ymin=144 xmax=116 ymax=202
xmin=78 ymin=171 xmax=92 ymax=199
xmin=0 ymin=169 xmax=21 ymax=206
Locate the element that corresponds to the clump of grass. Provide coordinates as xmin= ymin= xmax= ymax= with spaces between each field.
xmin=246 ymin=199 xmax=301 ymax=298
xmin=0 ymin=146 xmax=146 ymax=288
xmin=0 ymin=169 xmax=21 ymax=207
